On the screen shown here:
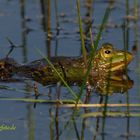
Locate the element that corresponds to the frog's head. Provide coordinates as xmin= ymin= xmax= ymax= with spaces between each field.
xmin=94 ymin=43 xmax=133 ymax=72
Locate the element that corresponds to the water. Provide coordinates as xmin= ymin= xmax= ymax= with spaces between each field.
xmin=0 ymin=0 xmax=140 ymax=140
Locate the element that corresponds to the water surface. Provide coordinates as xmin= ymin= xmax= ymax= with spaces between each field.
xmin=0 ymin=0 xmax=140 ymax=140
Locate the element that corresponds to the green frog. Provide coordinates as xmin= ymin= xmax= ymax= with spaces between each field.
xmin=0 ymin=43 xmax=134 ymax=94
xmin=16 ymin=43 xmax=133 ymax=85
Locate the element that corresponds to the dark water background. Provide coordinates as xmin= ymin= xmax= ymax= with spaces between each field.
xmin=0 ymin=0 xmax=140 ymax=140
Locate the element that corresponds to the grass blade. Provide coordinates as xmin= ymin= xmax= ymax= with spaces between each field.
xmin=76 ymin=5 xmax=112 ymax=103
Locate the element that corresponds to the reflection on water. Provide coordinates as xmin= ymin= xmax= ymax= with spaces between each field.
xmin=0 ymin=0 xmax=139 ymax=140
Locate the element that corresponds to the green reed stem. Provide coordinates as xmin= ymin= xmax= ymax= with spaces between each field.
xmin=0 ymin=98 xmax=76 ymax=104
xmin=134 ymin=0 xmax=138 ymax=19
xmin=37 ymin=49 xmax=82 ymax=102
xmin=76 ymin=0 xmax=87 ymax=67
xmin=44 ymin=58 xmax=79 ymax=100
xmin=76 ymin=5 xmax=111 ymax=103
xmin=102 ymin=60 xmax=112 ymax=133
xmin=125 ymin=0 xmax=130 ymax=50
xmin=82 ymin=112 xmax=140 ymax=118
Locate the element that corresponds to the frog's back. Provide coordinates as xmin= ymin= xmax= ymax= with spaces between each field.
xmin=22 ymin=56 xmax=81 ymax=69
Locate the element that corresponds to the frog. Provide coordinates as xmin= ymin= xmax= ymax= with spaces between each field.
xmin=16 ymin=43 xmax=133 ymax=85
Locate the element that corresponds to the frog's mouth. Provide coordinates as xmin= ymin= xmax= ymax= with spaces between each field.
xmin=110 ymin=62 xmax=129 ymax=71
xmin=106 ymin=52 xmax=133 ymax=72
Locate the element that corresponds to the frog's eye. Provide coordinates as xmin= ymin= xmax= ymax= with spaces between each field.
xmin=101 ymin=49 xmax=114 ymax=59
xmin=105 ymin=50 xmax=111 ymax=54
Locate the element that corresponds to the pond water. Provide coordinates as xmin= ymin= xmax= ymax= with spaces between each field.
xmin=0 ymin=0 xmax=140 ymax=140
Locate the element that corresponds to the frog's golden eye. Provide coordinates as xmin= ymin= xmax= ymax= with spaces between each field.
xmin=105 ymin=50 xmax=111 ymax=54
xmin=101 ymin=48 xmax=114 ymax=59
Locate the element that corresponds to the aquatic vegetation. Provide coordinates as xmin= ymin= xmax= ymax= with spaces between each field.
xmin=0 ymin=0 xmax=139 ymax=140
